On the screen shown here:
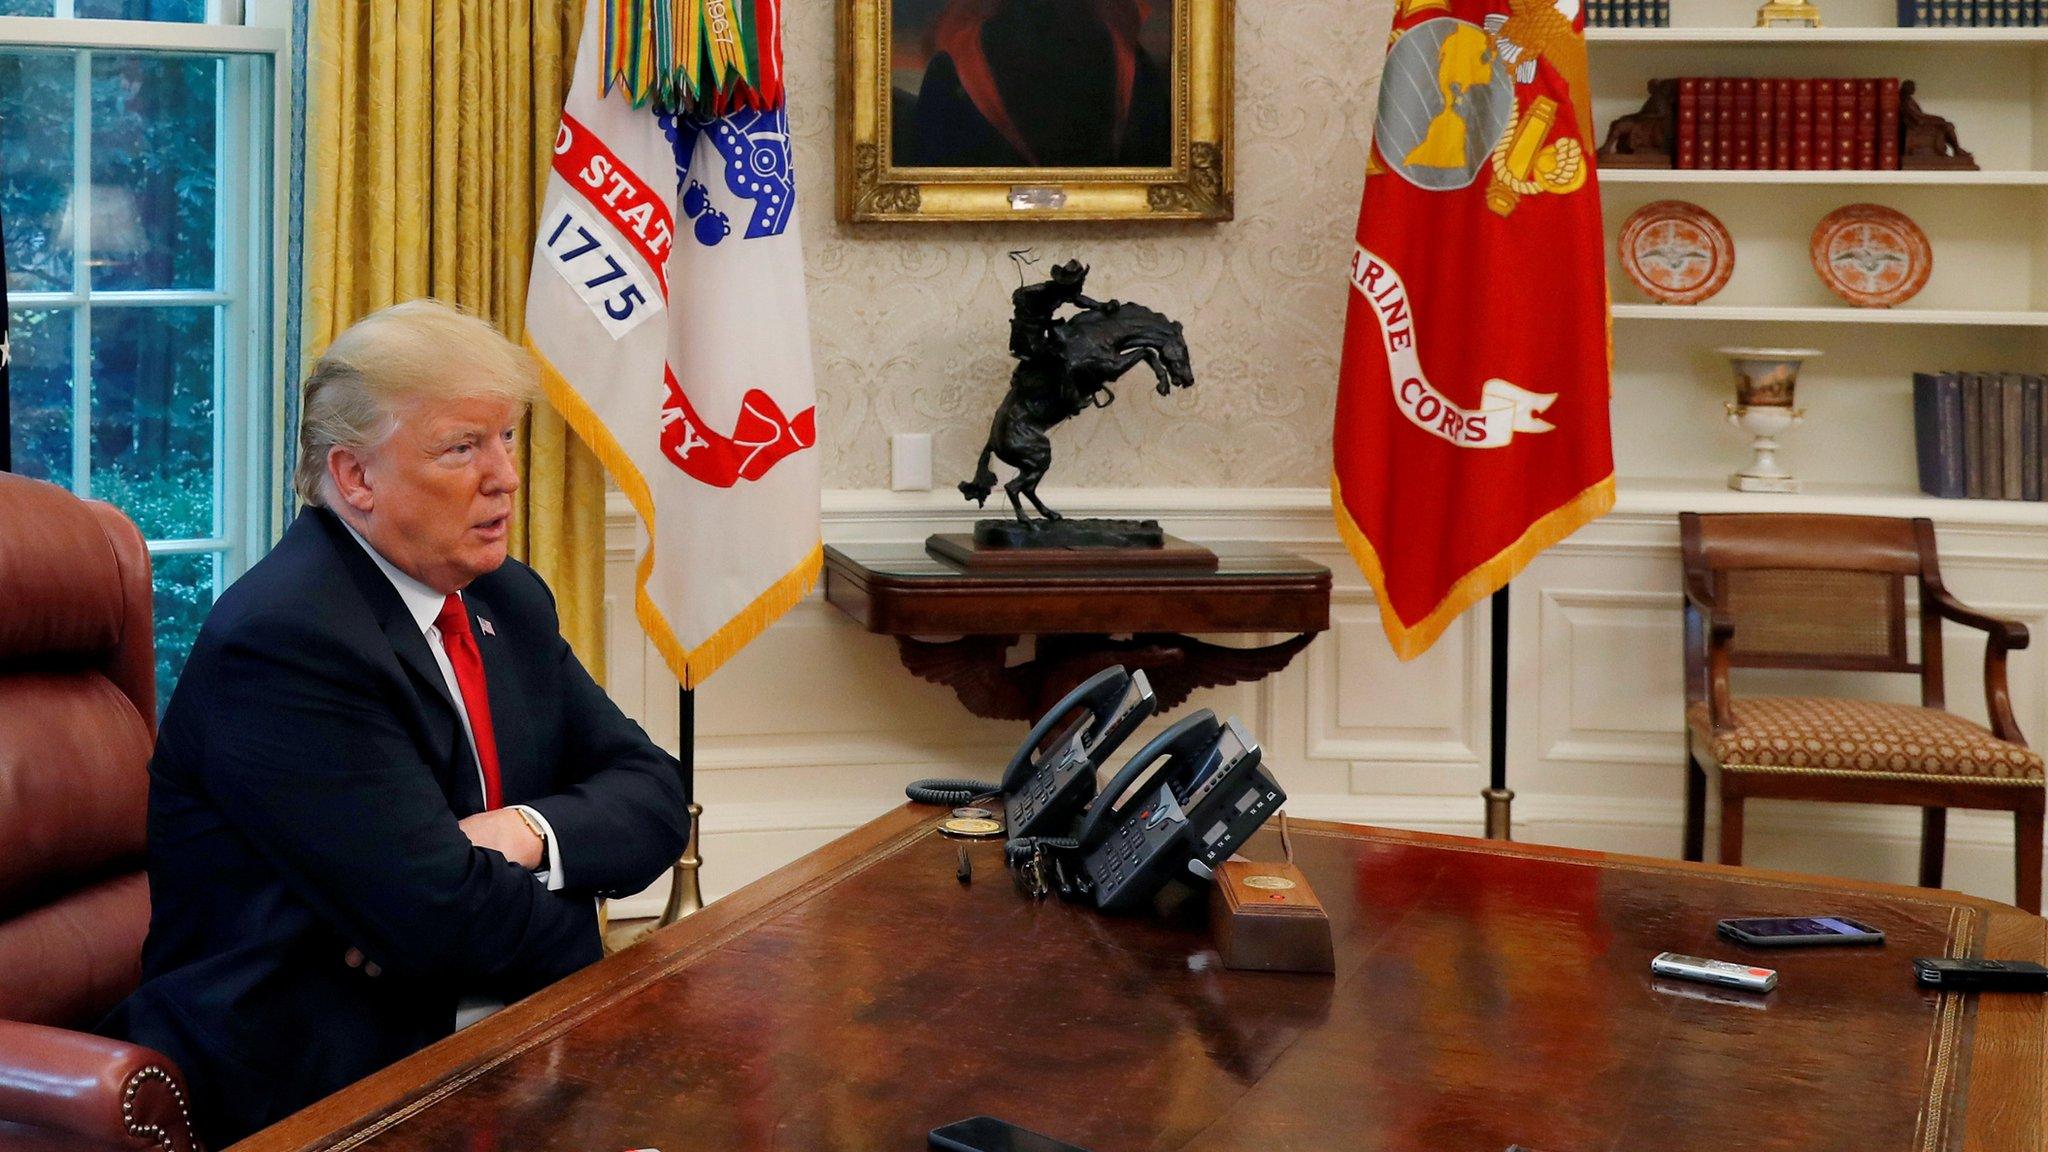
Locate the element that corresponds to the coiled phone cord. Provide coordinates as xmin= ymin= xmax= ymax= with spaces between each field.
xmin=904 ymin=778 xmax=1002 ymax=806
xmin=1002 ymin=835 xmax=1078 ymax=868
xmin=1004 ymin=835 xmax=1088 ymax=901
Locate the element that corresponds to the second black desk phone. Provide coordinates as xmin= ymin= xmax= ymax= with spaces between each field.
xmin=904 ymin=665 xmax=1157 ymax=840
xmin=1066 ymin=709 xmax=1284 ymax=911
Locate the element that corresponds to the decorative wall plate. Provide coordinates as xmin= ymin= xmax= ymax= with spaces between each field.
xmin=1619 ymin=200 xmax=1735 ymax=305
xmin=1810 ymin=204 xmax=1932 ymax=308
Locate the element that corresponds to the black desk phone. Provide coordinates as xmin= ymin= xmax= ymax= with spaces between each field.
xmin=1029 ymin=709 xmax=1285 ymax=912
xmin=904 ymin=665 xmax=1157 ymax=840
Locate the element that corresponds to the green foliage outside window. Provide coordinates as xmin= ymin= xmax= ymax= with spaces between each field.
xmin=3 ymin=38 xmax=250 ymax=713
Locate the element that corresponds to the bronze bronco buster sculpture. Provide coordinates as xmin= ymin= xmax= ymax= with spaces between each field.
xmin=959 ymin=258 xmax=1194 ymax=540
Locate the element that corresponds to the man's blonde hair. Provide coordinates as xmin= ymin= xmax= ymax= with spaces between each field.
xmin=294 ymin=299 xmax=541 ymax=507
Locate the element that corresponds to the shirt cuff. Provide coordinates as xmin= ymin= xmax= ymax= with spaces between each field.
xmin=513 ymin=804 xmax=565 ymax=891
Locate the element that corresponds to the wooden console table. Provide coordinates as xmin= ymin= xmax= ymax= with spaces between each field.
xmin=237 ymin=808 xmax=2048 ymax=1152
xmin=821 ymin=542 xmax=1331 ymax=719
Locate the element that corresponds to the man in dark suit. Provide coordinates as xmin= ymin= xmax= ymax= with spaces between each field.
xmin=104 ymin=300 xmax=688 ymax=1146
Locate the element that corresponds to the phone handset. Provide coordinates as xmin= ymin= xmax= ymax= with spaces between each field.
xmin=999 ymin=665 xmax=1152 ymax=792
xmin=1073 ymin=710 xmax=1222 ymax=852
xmin=1074 ymin=712 xmax=1282 ymax=913
xmin=904 ymin=666 xmax=1156 ymax=844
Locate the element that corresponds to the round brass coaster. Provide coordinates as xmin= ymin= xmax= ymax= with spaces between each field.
xmin=940 ymin=816 xmax=1004 ymax=839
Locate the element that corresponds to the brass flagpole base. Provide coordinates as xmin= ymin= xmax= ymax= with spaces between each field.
xmin=1482 ymin=787 xmax=1515 ymax=841
xmin=659 ymin=801 xmax=705 ymax=926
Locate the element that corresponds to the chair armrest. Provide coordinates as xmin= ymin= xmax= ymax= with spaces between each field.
xmin=1927 ymin=587 xmax=2031 ymax=746
xmin=1683 ymin=574 xmax=1734 ymax=639
xmin=1928 ymin=587 xmax=2031 ymax=650
xmin=0 ymin=1021 xmax=198 ymax=1152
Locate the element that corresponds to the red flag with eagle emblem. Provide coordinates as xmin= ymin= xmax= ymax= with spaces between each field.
xmin=526 ymin=0 xmax=818 ymax=687
xmin=1332 ymin=0 xmax=1613 ymax=660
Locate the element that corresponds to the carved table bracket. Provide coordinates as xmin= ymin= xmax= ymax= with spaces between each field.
xmin=895 ymin=631 xmax=1319 ymax=721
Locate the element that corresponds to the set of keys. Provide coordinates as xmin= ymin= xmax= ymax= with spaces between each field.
xmin=938 ymin=805 xmax=1087 ymax=901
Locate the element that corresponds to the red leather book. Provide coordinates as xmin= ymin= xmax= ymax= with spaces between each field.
xmin=1793 ymin=78 xmax=1815 ymax=170
xmin=1753 ymin=78 xmax=1777 ymax=170
xmin=1733 ymin=78 xmax=1757 ymax=169
xmin=1699 ymin=78 xmax=1721 ymax=169
xmin=1812 ymin=78 xmax=1835 ymax=170
xmin=1677 ymin=77 xmax=1701 ymax=170
xmin=1855 ymin=78 xmax=1878 ymax=169
xmin=1717 ymin=78 xmax=1738 ymax=169
xmin=1771 ymin=78 xmax=1794 ymax=169
xmin=1878 ymin=77 xmax=1901 ymax=170
xmin=1835 ymin=78 xmax=1858 ymax=170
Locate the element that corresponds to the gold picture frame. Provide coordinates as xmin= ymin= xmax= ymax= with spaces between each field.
xmin=837 ymin=0 xmax=1234 ymax=223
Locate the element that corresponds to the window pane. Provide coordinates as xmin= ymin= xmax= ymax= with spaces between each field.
xmin=6 ymin=307 xmax=75 ymax=486
xmin=150 ymin=549 xmax=217 ymax=715
xmin=0 ymin=1 xmax=58 ymax=18
xmin=0 ymin=50 xmax=76 ymax=293
xmin=76 ymin=0 xmax=206 ymax=18
xmin=90 ymin=306 xmax=214 ymax=538
xmin=90 ymin=53 xmax=217 ymax=290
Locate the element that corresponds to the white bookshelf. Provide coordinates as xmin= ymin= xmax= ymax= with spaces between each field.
xmin=1612 ymin=304 xmax=2048 ymax=324
xmin=1617 ymin=477 xmax=2048 ymax=523
xmin=1605 ymin=168 xmax=2048 ymax=183
xmin=1591 ymin=26 xmax=2048 ymax=41
xmin=1593 ymin=3 xmax=2048 ymax=504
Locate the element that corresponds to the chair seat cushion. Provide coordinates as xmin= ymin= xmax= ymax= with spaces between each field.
xmin=1688 ymin=696 xmax=2045 ymax=783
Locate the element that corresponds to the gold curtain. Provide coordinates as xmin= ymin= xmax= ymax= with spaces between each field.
xmin=305 ymin=0 xmax=608 ymax=676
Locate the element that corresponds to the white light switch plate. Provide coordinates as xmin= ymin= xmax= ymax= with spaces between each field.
xmin=891 ymin=433 xmax=933 ymax=491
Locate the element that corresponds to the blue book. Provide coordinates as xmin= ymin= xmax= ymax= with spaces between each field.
xmin=1916 ymin=372 xmax=1966 ymax=498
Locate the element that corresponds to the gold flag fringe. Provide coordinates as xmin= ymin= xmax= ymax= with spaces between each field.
xmin=1332 ymin=469 xmax=1616 ymax=662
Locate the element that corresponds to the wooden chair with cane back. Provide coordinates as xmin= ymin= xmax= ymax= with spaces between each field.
xmin=1680 ymin=512 xmax=2045 ymax=912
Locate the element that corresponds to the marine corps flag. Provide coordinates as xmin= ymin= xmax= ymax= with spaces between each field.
xmin=1333 ymin=0 xmax=1613 ymax=660
xmin=527 ymin=0 xmax=819 ymax=687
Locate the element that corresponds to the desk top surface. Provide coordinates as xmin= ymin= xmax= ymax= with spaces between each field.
xmin=238 ymin=810 xmax=2048 ymax=1152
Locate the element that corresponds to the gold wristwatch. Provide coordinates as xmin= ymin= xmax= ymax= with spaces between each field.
xmin=511 ymin=806 xmax=549 ymax=866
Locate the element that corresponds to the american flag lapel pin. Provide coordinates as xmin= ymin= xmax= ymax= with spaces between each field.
xmin=478 ymin=617 xmax=495 ymax=637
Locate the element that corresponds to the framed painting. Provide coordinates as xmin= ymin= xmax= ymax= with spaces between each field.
xmin=837 ymin=0 xmax=1234 ymax=222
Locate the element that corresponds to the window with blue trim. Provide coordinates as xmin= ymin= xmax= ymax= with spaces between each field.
xmin=1 ymin=7 xmax=284 ymax=710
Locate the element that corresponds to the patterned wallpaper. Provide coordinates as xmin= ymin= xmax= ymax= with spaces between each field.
xmin=781 ymin=0 xmax=1395 ymax=490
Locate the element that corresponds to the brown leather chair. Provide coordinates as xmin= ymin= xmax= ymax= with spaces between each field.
xmin=1681 ymin=511 xmax=2045 ymax=912
xmin=0 ymin=472 xmax=200 ymax=1151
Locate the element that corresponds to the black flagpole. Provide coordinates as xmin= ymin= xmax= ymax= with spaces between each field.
xmin=1484 ymin=584 xmax=1515 ymax=839
xmin=660 ymin=684 xmax=704 ymax=922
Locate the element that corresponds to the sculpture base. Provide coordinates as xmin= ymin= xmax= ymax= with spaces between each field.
xmin=972 ymin=517 xmax=1165 ymax=549
xmin=1731 ymin=473 xmax=1800 ymax=494
xmin=928 ymin=527 xmax=1218 ymax=571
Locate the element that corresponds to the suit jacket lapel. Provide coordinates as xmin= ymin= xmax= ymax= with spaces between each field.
xmin=309 ymin=507 xmax=478 ymax=809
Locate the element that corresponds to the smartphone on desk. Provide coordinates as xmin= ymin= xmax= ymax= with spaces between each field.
xmin=1717 ymin=916 xmax=1885 ymax=948
xmin=930 ymin=1116 xmax=1092 ymax=1152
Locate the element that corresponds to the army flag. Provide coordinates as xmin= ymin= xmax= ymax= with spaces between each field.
xmin=1332 ymin=0 xmax=1613 ymax=660
xmin=526 ymin=0 xmax=819 ymax=687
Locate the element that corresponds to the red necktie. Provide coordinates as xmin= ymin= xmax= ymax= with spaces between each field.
xmin=436 ymin=593 xmax=503 ymax=810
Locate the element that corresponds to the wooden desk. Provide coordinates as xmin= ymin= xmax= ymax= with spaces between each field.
xmin=241 ymin=810 xmax=2048 ymax=1152
xmin=822 ymin=543 xmax=1331 ymax=719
